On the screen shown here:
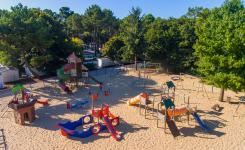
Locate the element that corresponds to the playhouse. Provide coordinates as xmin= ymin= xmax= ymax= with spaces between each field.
xmin=57 ymin=53 xmax=82 ymax=93
xmin=8 ymin=84 xmax=37 ymax=125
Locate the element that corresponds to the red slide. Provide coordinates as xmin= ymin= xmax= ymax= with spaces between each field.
xmin=64 ymin=63 xmax=75 ymax=72
xmin=58 ymin=82 xmax=71 ymax=93
xmin=102 ymin=115 xmax=121 ymax=141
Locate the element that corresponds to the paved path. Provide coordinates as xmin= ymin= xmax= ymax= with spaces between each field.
xmin=0 ymin=89 xmax=11 ymax=99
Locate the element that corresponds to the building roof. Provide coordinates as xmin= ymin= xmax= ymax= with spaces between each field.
xmin=0 ymin=64 xmax=18 ymax=73
xmin=67 ymin=52 xmax=82 ymax=63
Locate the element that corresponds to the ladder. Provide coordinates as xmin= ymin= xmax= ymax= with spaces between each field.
xmin=0 ymin=129 xmax=6 ymax=150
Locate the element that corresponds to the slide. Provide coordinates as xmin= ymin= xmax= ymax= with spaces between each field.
xmin=127 ymin=92 xmax=148 ymax=106
xmin=127 ymin=95 xmax=141 ymax=106
xmin=191 ymin=112 xmax=212 ymax=132
xmin=102 ymin=115 xmax=121 ymax=141
xmin=24 ymin=62 xmax=45 ymax=78
xmin=24 ymin=64 xmax=33 ymax=77
xmin=58 ymin=82 xmax=71 ymax=93
xmin=166 ymin=115 xmax=181 ymax=137
xmin=57 ymin=68 xmax=72 ymax=93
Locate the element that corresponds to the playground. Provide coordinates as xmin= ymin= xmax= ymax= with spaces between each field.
xmin=0 ymin=66 xmax=245 ymax=150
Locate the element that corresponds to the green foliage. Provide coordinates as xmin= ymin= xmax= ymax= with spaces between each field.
xmin=59 ymin=7 xmax=74 ymax=20
xmin=30 ymin=55 xmax=53 ymax=69
xmin=66 ymin=13 xmax=83 ymax=37
xmin=0 ymin=4 xmax=82 ymax=74
xmin=194 ymin=0 xmax=245 ymax=91
xmin=0 ymin=1 xmax=244 ymax=95
xmin=103 ymin=35 xmax=125 ymax=61
xmin=0 ymin=4 xmax=55 ymax=63
xmin=185 ymin=7 xmax=205 ymax=19
xmin=82 ymin=5 xmax=119 ymax=45
xmin=70 ymin=37 xmax=84 ymax=58
xmin=144 ymin=17 xmax=196 ymax=72
xmin=120 ymin=7 xmax=145 ymax=61
xmin=142 ymin=14 xmax=155 ymax=31
xmin=0 ymin=41 xmax=19 ymax=67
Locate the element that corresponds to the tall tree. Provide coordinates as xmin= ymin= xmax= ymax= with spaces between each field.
xmin=142 ymin=13 xmax=155 ymax=32
xmin=82 ymin=5 xmax=118 ymax=46
xmin=185 ymin=7 xmax=205 ymax=19
xmin=103 ymin=35 xmax=125 ymax=61
xmin=0 ymin=4 xmax=79 ymax=74
xmin=59 ymin=7 xmax=74 ymax=20
xmin=66 ymin=13 xmax=83 ymax=37
xmin=0 ymin=4 xmax=54 ymax=66
xmin=120 ymin=7 xmax=145 ymax=69
xmin=194 ymin=0 xmax=245 ymax=101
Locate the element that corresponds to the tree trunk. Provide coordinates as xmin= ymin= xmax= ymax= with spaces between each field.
xmin=135 ymin=55 xmax=137 ymax=71
xmin=219 ymin=87 xmax=225 ymax=102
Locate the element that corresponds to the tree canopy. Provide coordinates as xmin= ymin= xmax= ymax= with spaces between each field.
xmin=194 ymin=0 xmax=245 ymax=92
xmin=0 ymin=0 xmax=244 ymax=96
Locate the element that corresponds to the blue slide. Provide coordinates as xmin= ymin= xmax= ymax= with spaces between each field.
xmin=57 ymin=115 xmax=107 ymax=138
xmin=191 ymin=112 xmax=212 ymax=132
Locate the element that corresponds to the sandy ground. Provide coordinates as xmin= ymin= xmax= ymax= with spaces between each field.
xmin=0 ymin=69 xmax=245 ymax=150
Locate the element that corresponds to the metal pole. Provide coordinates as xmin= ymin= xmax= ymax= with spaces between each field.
xmin=164 ymin=106 xmax=167 ymax=133
xmin=157 ymin=103 xmax=159 ymax=128
xmin=144 ymin=61 xmax=146 ymax=90
xmin=139 ymin=100 xmax=141 ymax=115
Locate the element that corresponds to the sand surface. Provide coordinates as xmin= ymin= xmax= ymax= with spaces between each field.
xmin=0 ymin=69 xmax=245 ymax=150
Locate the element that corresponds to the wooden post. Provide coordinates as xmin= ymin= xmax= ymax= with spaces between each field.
xmin=227 ymin=97 xmax=231 ymax=104
xmin=219 ymin=87 xmax=225 ymax=102
xmin=187 ymin=98 xmax=190 ymax=125
xmin=203 ymin=85 xmax=209 ymax=99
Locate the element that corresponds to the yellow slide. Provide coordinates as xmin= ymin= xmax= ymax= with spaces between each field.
xmin=127 ymin=92 xmax=148 ymax=106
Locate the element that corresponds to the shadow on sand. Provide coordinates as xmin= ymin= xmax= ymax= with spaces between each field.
xmin=179 ymin=109 xmax=227 ymax=139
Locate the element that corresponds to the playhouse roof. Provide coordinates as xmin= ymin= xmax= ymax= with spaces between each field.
xmin=67 ymin=52 xmax=81 ymax=63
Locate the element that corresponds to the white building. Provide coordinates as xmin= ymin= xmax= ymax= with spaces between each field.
xmin=0 ymin=64 xmax=19 ymax=83
xmin=97 ymin=58 xmax=115 ymax=68
xmin=0 ymin=72 xmax=4 ymax=89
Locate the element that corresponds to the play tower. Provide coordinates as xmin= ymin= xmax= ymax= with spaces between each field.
xmin=8 ymin=84 xmax=37 ymax=125
xmin=57 ymin=53 xmax=82 ymax=93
